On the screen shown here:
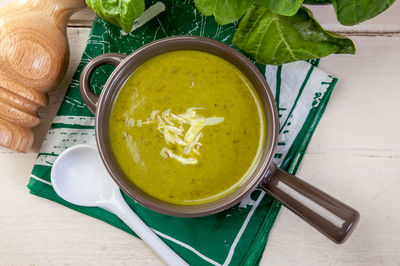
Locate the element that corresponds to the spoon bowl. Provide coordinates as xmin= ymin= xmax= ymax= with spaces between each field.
xmin=51 ymin=144 xmax=116 ymax=207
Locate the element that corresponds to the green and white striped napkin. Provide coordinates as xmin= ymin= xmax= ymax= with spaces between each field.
xmin=28 ymin=1 xmax=337 ymax=265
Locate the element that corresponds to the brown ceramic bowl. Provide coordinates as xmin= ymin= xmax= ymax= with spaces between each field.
xmin=79 ymin=36 xmax=359 ymax=244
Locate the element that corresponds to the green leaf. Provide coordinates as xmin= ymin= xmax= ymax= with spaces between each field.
xmin=332 ymin=0 xmax=396 ymax=25
xmin=253 ymin=0 xmax=304 ymax=16
xmin=194 ymin=0 xmax=254 ymax=25
xmin=232 ymin=5 xmax=355 ymax=65
xmin=86 ymin=0 xmax=145 ymax=33
xmin=303 ymin=0 xmax=331 ymax=4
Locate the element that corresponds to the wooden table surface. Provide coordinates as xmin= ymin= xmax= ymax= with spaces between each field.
xmin=1 ymin=1 xmax=400 ymax=265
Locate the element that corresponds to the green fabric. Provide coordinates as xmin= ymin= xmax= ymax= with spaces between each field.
xmin=27 ymin=1 xmax=337 ymax=265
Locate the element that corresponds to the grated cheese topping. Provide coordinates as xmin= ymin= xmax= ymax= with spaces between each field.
xmin=126 ymin=107 xmax=224 ymax=165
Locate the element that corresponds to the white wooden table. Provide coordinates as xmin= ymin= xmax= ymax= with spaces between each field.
xmin=1 ymin=1 xmax=400 ymax=265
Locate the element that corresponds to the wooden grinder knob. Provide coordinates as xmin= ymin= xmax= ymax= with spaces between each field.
xmin=0 ymin=0 xmax=86 ymax=152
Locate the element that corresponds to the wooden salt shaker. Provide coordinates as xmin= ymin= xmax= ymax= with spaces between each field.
xmin=0 ymin=0 xmax=86 ymax=152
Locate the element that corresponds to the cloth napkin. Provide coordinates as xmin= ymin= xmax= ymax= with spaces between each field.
xmin=28 ymin=1 xmax=337 ymax=265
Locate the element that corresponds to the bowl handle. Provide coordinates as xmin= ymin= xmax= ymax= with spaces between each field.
xmin=79 ymin=53 xmax=127 ymax=114
xmin=260 ymin=164 xmax=360 ymax=244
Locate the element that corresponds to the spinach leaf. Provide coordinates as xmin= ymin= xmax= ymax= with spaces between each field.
xmin=303 ymin=0 xmax=331 ymax=4
xmin=232 ymin=5 xmax=355 ymax=65
xmin=86 ymin=0 xmax=145 ymax=33
xmin=253 ymin=0 xmax=304 ymax=16
xmin=332 ymin=0 xmax=396 ymax=25
xmin=194 ymin=0 xmax=254 ymax=25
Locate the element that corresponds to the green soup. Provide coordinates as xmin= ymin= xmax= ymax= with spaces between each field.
xmin=109 ymin=50 xmax=265 ymax=205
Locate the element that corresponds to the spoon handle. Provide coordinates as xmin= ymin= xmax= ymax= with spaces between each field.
xmin=103 ymin=190 xmax=188 ymax=266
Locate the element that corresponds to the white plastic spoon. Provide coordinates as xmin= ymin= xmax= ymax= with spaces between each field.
xmin=51 ymin=144 xmax=188 ymax=266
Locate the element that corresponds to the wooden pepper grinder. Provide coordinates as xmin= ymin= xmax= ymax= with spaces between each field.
xmin=0 ymin=0 xmax=87 ymax=152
